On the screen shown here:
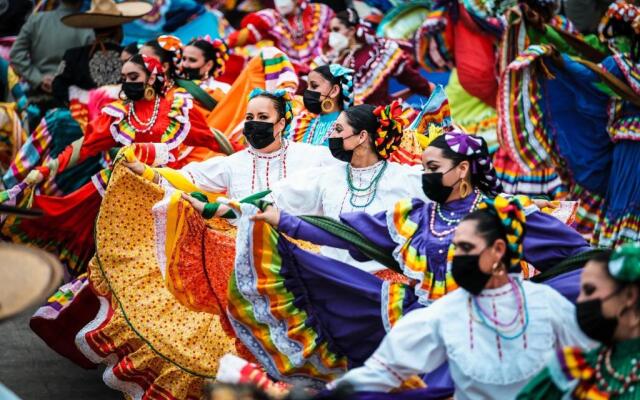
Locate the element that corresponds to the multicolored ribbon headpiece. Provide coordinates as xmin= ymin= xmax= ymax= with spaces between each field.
xmin=599 ymin=0 xmax=640 ymax=39
xmin=328 ymin=64 xmax=355 ymax=109
xmin=141 ymin=54 xmax=165 ymax=82
xmin=609 ymin=243 xmax=640 ymax=282
xmin=157 ymin=34 xmax=183 ymax=69
xmin=372 ymin=100 xmax=412 ymax=159
xmin=190 ymin=35 xmax=229 ymax=78
xmin=248 ymin=88 xmax=294 ymax=128
xmin=477 ymin=195 xmax=527 ymax=272
xmin=443 ymin=131 xmax=502 ymax=195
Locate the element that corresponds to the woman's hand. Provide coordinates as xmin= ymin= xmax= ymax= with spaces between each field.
xmin=181 ymin=193 xmax=206 ymax=214
xmin=122 ymin=160 xmax=146 ymax=176
xmin=532 ymin=199 xmax=557 ymax=210
xmin=250 ymin=205 xmax=280 ymax=226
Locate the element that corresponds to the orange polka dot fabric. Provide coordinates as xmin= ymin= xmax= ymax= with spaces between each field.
xmin=78 ymin=165 xmax=240 ymax=399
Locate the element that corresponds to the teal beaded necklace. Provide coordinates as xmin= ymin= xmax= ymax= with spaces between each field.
xmin=345 ymin=161 xmax=388 ymax=208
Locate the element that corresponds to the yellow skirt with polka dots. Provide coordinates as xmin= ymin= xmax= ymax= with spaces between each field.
xmin=76 ymin=164 xmax=246 ymax=400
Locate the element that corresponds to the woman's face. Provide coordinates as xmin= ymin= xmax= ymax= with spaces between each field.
xmin=121 ymin=61 xmax=150 ymax=84
xmin=329 ymin=18 xmax=355 ymax=43
xmin=307 ymin=71 xmax=339 ymax=100
xmin=453 ymin=219 xmax=506 ymax=275
xmin=330 ymin=112 xmax=366 ymax=151
xmin=578 ymin=260 xmax=624 ymax=319
xmin=421 ymin=146 xmax=469 ymax=188
xmin=182 ymin=45 xmax=213 ymax=78
xmin=245 ymin=96 xmax=286 ymax=137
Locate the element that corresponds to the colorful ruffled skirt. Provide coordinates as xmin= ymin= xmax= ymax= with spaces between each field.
xmin=70 ymin=164 xmax=251 ymax=399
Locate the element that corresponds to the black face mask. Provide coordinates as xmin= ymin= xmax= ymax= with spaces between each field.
xmin=451 ymin=252 xmax=493 ymax=295
xmin=576 ymin=292 xmax=620 ymax=344
xmin=244 ymin=121 xmax=277 ymax=150
xmin=303 ymin=90 xmax=326 ymax=115
xmin=329 ymin=136 xmax=356 ymax=163
xmin=422 ymin=166 xmax=460 ymax=204
xmin=181 ymin=67 xmax=203 ymax=80
xmin=122 ymin=82 xmax=145 ymax=101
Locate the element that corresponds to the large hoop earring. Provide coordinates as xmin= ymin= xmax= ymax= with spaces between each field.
xmin=144 ymin=86 xmax=155 ymax=100
xmin=119 ymin=90 xmax=127 ymax=101
xmin=459 ymin=180 xmax=471 ymax=198
xmin=321 ymin=98 xmax=334 ymax=113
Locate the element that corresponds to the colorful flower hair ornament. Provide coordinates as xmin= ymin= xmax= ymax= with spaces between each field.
xmin=372 ymin=100 xmax=411 ymax=159
xmin=599 ymin=0 xmax=640 ymax=40
xmin=157 ymin=34 xmax=183 ymax=69
xmin=477 ymin=195 xmax=527 ymax=272
xmin=248 ymin=88 xmax=295 ymax=128
xmin=192 ymin=35 xmax=229 ymax=78
xmin=328 ymin=64 xmax=355 ymax=109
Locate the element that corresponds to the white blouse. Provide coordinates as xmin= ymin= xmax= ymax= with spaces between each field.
xmin=271 ymin=160 xmax=427 ymax=273
xmin=174 ymin=141 xmax=337 ymax=201
xmin=330 ymin=278 xmax=593 ymax=399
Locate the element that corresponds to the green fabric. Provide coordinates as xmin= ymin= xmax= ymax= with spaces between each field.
xmin=203 ymin=202 xmax=219 ymax=219
xmin=190 ymin=191 xmax=208 ymax=203
xmin=609 ymin=243 xmax=640 ymax=282
xmin=298 ymin=215 xmax=402 ymax=274
xmin=515 ymin=365 xmax=564 ymax=400
xmin=176 ymin=79 xmax=217 ymax=111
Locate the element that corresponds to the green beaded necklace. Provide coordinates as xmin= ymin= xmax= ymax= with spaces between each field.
xmin=345 ymin=161 xmax=388 ymax=208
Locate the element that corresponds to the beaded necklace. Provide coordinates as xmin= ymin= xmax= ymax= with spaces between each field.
xmin=471 ymin=277 xmax=530 ymax=340
xmin=127 ymin=95 xmax=161 ymax=134
xmin=429 ymin=190 xmax=482 ymax=238
xmin=345 ymin=161 xmax=387 ymax=209
xmin=595 ymin=346 xmax=640 ymax=395
xmin=248 ymin=141 xmax=289 ymax=192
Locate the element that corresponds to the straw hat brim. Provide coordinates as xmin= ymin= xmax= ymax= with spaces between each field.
xmin=0 ymin=244 xmax=64 ymax=321
xmin=62 ymin=1 xmax=153 ymax=28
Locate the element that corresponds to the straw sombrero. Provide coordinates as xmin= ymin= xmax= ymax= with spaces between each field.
xmin=0 ymin=243 xmax=64 ymax=320
xmin=62 ymin=0 xmax=153 ymax=29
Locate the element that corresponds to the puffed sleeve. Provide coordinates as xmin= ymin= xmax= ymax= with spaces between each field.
xmin=177 ymin=155 xmax=230 ymax=193
xmin=52 ymin=112 xmax=117 ymax=175
xmin=271 ymin=169 xmax=325 ymax=215
xmin=523 ymin=211 xmax=591 ymax=272
xmin=330 ymin=306 xmax=446 ymax=392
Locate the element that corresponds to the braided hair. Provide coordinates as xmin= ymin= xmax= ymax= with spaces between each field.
xmin=312 ymin=64 xmax=354 ymax=110
xmin=186 ymin=38 xmax=229 ymax=78
xmin=462 ymin=195 xmax=527 ymax=272
xmin=343 ymin=100 xmax=409 ymax=159
xmin=429 ymin=133 xmax=502 ymax=196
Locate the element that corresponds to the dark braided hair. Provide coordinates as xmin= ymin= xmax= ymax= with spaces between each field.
xmin=343 ymin=103 xmax=405 ymax=160
xmin=429 ymin=134 xmax=502 ymax=196
xmin=186 ymin=39 xmax=227 ymax=78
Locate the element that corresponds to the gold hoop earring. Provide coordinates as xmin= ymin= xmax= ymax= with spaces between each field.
xmin=144 ymin=86 xmax=155 ymax=100
xmin=321 ymin=98 xmax=334 ymax=113
xmin=459 ymin=180 xmax=471 ymax=198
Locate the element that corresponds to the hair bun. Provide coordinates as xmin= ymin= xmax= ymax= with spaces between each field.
xmin=372 ymin=100 xmax=411 ymax=159
xmin=599 ymin=0 xmax=640 ymax=38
